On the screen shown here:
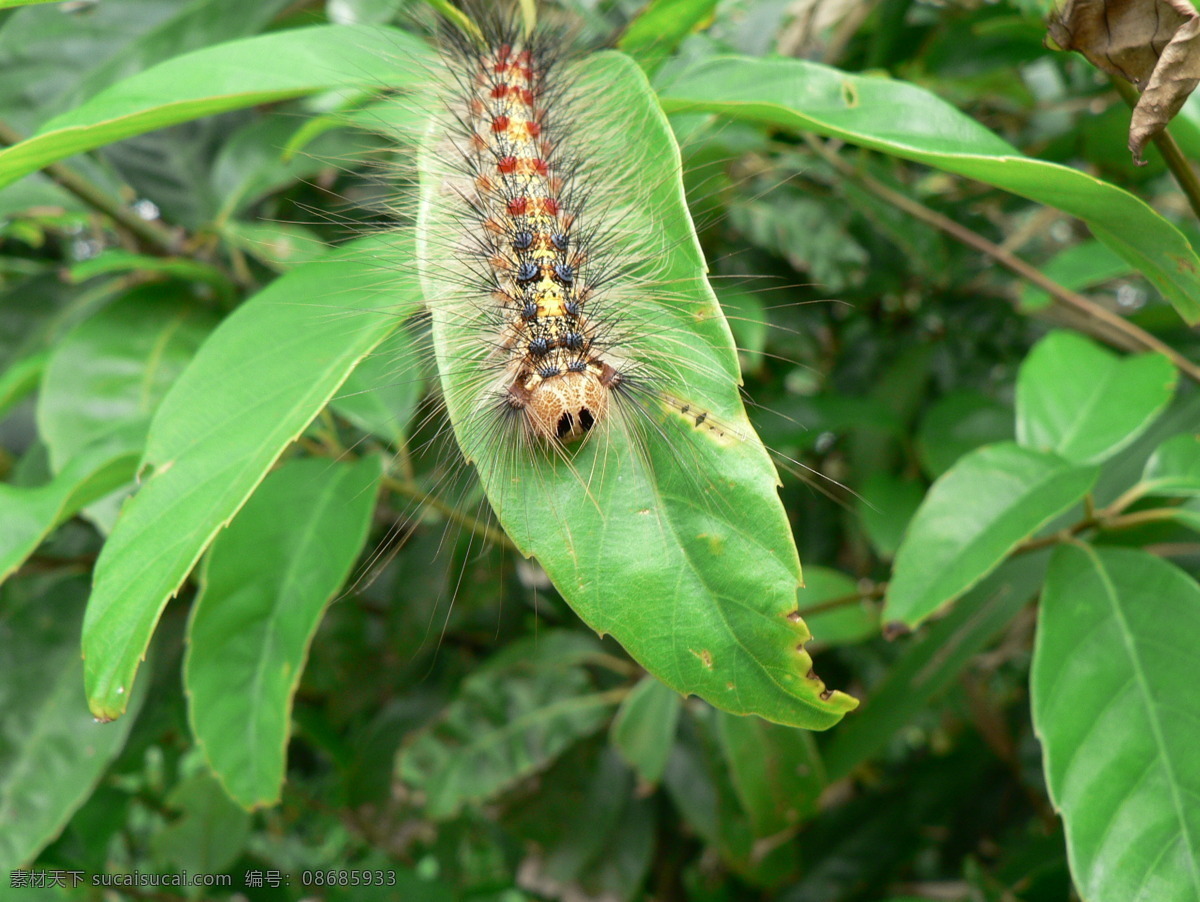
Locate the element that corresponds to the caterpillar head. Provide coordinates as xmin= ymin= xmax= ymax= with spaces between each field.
xmin=524 ymin=369 xmax=609 ymax=443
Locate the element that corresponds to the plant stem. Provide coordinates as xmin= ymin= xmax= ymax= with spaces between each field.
xmin=805 ymin=135 xmax=1200 ymax=386
xmin=1110 ymin=76 xmax=1200 ymax=224
xmin=0 ymin=119 xmax=181 ymax=255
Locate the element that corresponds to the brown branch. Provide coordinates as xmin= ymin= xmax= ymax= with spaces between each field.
xmin=0 ymin=119 xmax=181 ymax=255
xmin=804 ymin=135 xmax=1200 ymax=386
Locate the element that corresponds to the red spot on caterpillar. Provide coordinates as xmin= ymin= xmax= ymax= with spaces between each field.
xmin=498 ymin=156 xmax=517 ymax=174
xmin=533 ymin=158 xmax=549 ymax=176
xmin=542 ymin=198 xmax=560 ymax=215
xmin=527 ymin=121 xmax=542 ymax=138
xmin=484 ymin=217 xmax=504 ymax=233
xmin=471 ymin=133 xmax=488 ymax=152
xmin=520 ymin=88 xmax=535 ymax=106
xmin=491 ymin=84 xmax=508 ymax=99
xmin=470 ymin=98 xmax=485 ymax=115
xmin=508 ymin=197 xmax=528 ymax=216
xmin=475 ymin=175 xmax=494 ymax=194
xmin=498 ymin=43 xmax=512 ymax=61
xmin=548 ymin=176 xmax=563 ymax=194
xmin=492 ymin=115 xmax=510 ymax=133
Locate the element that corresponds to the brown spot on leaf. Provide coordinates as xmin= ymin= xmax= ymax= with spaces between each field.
xmin=786 ymin=610 xmax=803 ymax=623
xmin=1048 ymin=0 xmax=1200 ymax=162
xmin=819 ymin=689 xmax=833 ymax=701
xmin=691 ymin=648 xmax=714 ymax=669
xmin=883 ymin=621 xmax=909 ymax=640
xmin=806 ymin=668 xmax=819 ymax=680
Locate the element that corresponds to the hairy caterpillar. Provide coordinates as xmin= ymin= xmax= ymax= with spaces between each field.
xmin=329 ymin=1 xmax=856 ymax=728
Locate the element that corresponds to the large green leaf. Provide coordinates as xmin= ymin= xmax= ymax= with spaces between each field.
xmin=610 ymin=675 xmax=682 ymax=785
xmin=1140 ymin=433 xmax=1200 ymax=497
xmin=38 ymin=286 xmax=214 ymax=473
xmin=0 ymin=443 xmax=138 ymax=585
xmin=885 ymin=443 xmax=1097 ymax=627
xmin=618 ymin=0 xmax=720 ymax=74
xmin=395 ymin=632 xmax=617 ymax=819
xmin=0 ymin=25 xmax=433 ymax=190
xmin=715 ymin=710 xmax=825 ymax=835
xmin=1033 ymin=544 xmax=1200 ymax=902
xmin=0 ymin=581 xmax=144 ymax=872
xmin=420 ymin=50 xmax=855 ymax=730
xmin=1016 ymin=331 xmax=1176 ymax=465
xmin=658 ymin=56 xmax=1200 ymax=324
xmin=186 ymin=455 xmax=381 ymax=809
xmin=82 ymin=234 xmax=418 ymax=721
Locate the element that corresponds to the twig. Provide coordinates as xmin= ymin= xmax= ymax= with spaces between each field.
xmin=1111 ymin=76 xmax=1200 ymax=224
xmin=805 ymin=135 xmax=1200 ymax=386
xmin=0 ymin=119 xmax=181 ymax=255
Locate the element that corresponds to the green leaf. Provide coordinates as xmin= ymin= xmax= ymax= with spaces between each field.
xmin=885 ymin=443 xmax=1097 ymax=627
xmin=1140 ymin=433 xmax=1200 ymax=496
xmin=1016 ymin=331 xmax=1176 ymax=465
xmin=0 ymin=350 xmax=46 ymax=421
xmin=186 ymin=455 xmax=381 ymax=809
xmin=659 ymin=57 xmax=1200 ymax=324
xmin=618 ymin=0 xmax=719 ymax=74
xmin=0 ymin=443 xmax=139 ymax=585
xmin=1018 ymin=241 xmax=1133 ymax=312
xmin=1033 ymin=544 xmax=1200 ymax=902
xmin=715 ymin=711 xmax=825 ymax=835
xmin=0 ymin=25 xmax=433 ymax=190
xmin=220 ymin=220 xmax=327 ymax=271
xmin=796 ymin=565 xmax=879 ymax=647
xmin=66 ymin=251 xmax=232 ymax=297
xmin=421 ymin=50 xmax=855 ymax=730
xmin=395 ymin=632 xmax=618 ymax=819
xmin=915 ymin=390 xmax=1013 ymax=479
xmin=82 ymin=234 xmax=418 ymax=721
xmin=38 ymin=286 xmax=214 ymax=474
xmin=0 ymin=581 xmax=144 ymax=872
xmin=610 ymin=675 xmax=682 ymax=785
xmin=149 ymin=770 xmax=251 ymax=873
xmin=825 ymin=553 xmax=1049 ymax=781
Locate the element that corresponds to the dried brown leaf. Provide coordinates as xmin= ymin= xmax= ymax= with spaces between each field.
xmin=1049 ymin=0 xmax=1200 ymax=163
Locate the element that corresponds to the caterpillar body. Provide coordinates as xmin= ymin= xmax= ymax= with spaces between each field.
xmin=351 ymin=2 xmax=856 ymax=728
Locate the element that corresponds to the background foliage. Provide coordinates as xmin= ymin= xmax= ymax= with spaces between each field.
xmin=1 ymin=0 xmax=1199 ymax=900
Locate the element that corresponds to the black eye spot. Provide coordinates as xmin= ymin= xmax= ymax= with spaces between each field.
xmin=521 ymin=301 xmax=538 ymax=320
xmin=551 ymin=233 xmax=569 ymax=251
xmin=579 ymin=408 xmax=595 ymax=431
xmin=513 ymin=230 xmax=533 ymax=250
xmin=528 ymin=337 xmax=551 ymax=357
xmin=567 ymin=360 xmax=587 ymax=373
xmin=564 ymin=300 xmax=581 ymax=317
xmin=564 ymin=332 xmax=584 ymax=351
xmin=538 ymin=364 xmax=561 ymax=378
xmin=556 ymin=412 xmax=574 ymax=439
xmin=553 ymin=262 xmax=574 ymax=284
xmin=516 ymin=262 xmax=539 ymax=283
